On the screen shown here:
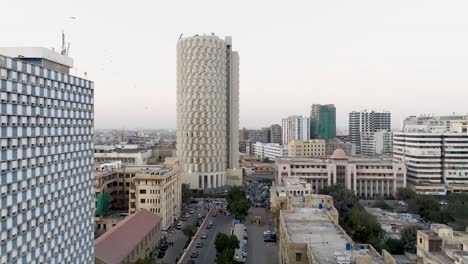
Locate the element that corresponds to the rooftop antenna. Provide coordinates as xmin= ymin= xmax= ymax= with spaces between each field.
xmin=61 ymin=30 xmax=70 ymax=55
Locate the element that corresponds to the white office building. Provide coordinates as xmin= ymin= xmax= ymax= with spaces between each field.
xmin=281 ymin=115 xmax=310 ymax=145
xmin=361 ymin=130 xmax=393 ymax=156
xmin=176 ymin=34 xmax=241 ymax=189
xmin=349 ymin=110 xmax=391 ymax=154
xmin=394 ymin=118 xmax=468 ymax=194
xmin=0 ymin=48 xmax=94 ymax=263
xmin=402 ymin=114 xmax=468 ymax=133
xmin=253 ymin=142 xmax=288 ymax=161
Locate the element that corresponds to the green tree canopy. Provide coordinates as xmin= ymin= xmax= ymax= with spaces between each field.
xmin=182 ymin=225 xmax=197 ymax=239
xmin=182 ymin=183 xmax=193 ymax=205
xmin=400 ymin=225 xmax=422 ymax=253
xmin=226 ymin=186 xmax=250 ymax=220
xmin=215 ymin=233 xmax=239 ymax=258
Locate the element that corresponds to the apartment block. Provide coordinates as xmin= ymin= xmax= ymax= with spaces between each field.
xmin=282 ymin=115 xmax=310 ymax=145
xmin=270 ymin=124 xmax=283 ymax=144
xmin=276 ymin=149 xmax=406 ymax=198
xmin=0 ymin=47 xmax=94 ymax=263
xmin=361 ymin=130 xmax=393 ymax=156
xmin=94 ymin=144 xmax=152 ymax=165
xmin=288 ymin=139 xmax=326 ymax=158
xmin=349 ymin=110 xmax=391 ymax=154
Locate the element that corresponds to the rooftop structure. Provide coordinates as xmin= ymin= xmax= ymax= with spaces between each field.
xmin=95 ymin=210 xmax=162 ymax=264
xmin=279 ymin=207 xmax=388 ymax=264
xmin=417 ymin=224 xmax=468 ymax=264
xmin=402 ymin=115 xmax=468 ymax=133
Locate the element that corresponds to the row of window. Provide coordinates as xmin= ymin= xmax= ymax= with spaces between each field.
xmin=0 ymin=83 xmax=92 ymax=103
xmin=1 ymin=102 xmax=93 ymax=114
xmin=1 ymin=136 xmax=92 ymax=148
xmin=0 ymin=60 xmax=92 ymax=89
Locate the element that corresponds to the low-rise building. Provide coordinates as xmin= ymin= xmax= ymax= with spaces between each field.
xmin=288 ymin=139 xmax=326 ymax=158
xmin=279 ymin=206 xmax=390 ymax=264
xmin=254 ymin=142 xmax=288 ymax=160
xmin=95 ymin=210 xmax=161 ymax=264
xmin=276 ymin=149 xmax=406 ymax=198
xmin=94 ymin=159 xmax=181 ymax=231
xmin=417 ymin=224 xmax=468 ymax=264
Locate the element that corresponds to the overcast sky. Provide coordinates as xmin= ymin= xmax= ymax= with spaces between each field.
xmin=3 ymin=0 xmax=468 ymax=130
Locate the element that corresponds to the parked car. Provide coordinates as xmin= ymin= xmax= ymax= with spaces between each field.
xmin=212 ymin=213 xmax=217 ymax=217
xmin=191 ymin=251 xmax=199 ymax=258
xmin=176 ymin=222 xmax=183 ymax=229
xmin=201 ymin=233 xmax=207 ymax=239
xmin=157 ymin=250 xmax=165 ymax=258
xmin=196 ymin=241 xmax=204 ymax=248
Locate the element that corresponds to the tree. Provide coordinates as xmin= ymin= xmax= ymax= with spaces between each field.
xmin=400 ymin=225 xmax=421 ymax=253
xmin=397 ymin=187 xmax=416 ymax=200
xmin=372 ymin=196 xmax=393 ymax=211
xmin=216 ymin=248 xmax=235 ymax=264
xmin=215 ymin=233 xmax=239 ymax=258
xmin=182 ymin=183 xmax=193 ymax=205
xmin=347 ymin=207 xmax=383 ymax=243
xmin=182 ymin=225 xmax=197 ymax=239
xmin=226 ymin=186 xmax=250 ymax=220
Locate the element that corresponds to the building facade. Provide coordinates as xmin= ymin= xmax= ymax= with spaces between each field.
xmin=393 ymin=131 xmax=468 ymax=195
xmin=94 ymin=145 xmax=152 ymax=165
xmin=361 ymin=130 xmax=393 ymax=156
xmin=94 ymin=161 xmax=181 ymax=229
xmin=270 ymin=124 xmax=282 ymax=144
xmin=349 ymin=110 xmax=391 ymax=154
xmin=253 ymin=142 xmax=288 ymax=161
xmin=402 ymin=115 xmax=468 ymax=133
xmin=282 ymin=115 xmax=310 ymax=145
xmin=176 ymin=34 xmax=241 ymax=189
xmin=0 ymin=48 xmax=94 ymax=263
xmin=310 ymin=104 xmax=336 ymax=140
xmin=288 ymin=139 xmax=326 ymax=158
xmin=276 ymin=149 xmax=406 ymax=198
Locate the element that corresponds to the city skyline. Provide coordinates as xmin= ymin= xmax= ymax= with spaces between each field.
xmin=3 ymin=0 xmax=468 ymax=130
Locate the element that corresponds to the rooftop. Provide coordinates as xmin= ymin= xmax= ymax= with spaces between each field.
xmin=0 ymin=47 xmax=74 ymax=68
xmin=282 ymin=208 xmax=386 ymax=263
xmin=95 ymin=210 xmax=161 ymax=264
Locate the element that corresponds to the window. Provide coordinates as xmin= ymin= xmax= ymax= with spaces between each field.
xmin=140 ymin=199 xmax=145 ymax=204
xmin=296 ymin=253 xmax=302 ymax=261
xmin=419 ymin=238 xmax=422 ymax=244
xmin=139 ymin=189 xmax=146 ymax=194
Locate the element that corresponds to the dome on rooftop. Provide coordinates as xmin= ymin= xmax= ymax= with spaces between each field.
xmin=330 ymin=148 xmax=348 ymax=160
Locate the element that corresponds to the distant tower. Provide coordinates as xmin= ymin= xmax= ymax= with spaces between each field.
xmin=176 ymin=34 xmax=241 ymax=189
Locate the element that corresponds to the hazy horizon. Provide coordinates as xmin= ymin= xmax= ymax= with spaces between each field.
xmin=3 ymin=0 xmax=468 ymax=130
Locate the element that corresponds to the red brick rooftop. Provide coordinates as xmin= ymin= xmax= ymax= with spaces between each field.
xmin=95 ymin=209 xmax=161 ymax=264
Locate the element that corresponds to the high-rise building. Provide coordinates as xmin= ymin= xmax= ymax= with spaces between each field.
xmin=269 ymin=124 xmax=282 ymax=144
xmin=361 ymin=130 xmax=393 ymax=156
xmin=253 ymin=142 xmax=288 ymax=161
xmin=281 ymin=115 xmax=310 ymax=145
xmin=349 ymin=110 xmax=391 ymax=154
xmin=394 ymin=118 xmax=468 ymax=195
xmin=0 ymin=47 xmax=94 ymax=263
xmin=249 ymin=128 xmax=270 ymax=143
xmin=310 ymin=104 xmax=336 ymax=140
xmin=176 ymin=34 xmax=241 ymax=189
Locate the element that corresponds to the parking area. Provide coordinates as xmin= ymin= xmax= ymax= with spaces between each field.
xmin=243 ymin=179 xmax=278 ymax=264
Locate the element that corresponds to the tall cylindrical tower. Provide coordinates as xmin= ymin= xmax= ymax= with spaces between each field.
xmin=177 ymin=35 xmax=235 ymax=189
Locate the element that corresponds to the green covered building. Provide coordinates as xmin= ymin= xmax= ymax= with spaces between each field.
xmin=310 ymin=104 xmax=336 ymax=140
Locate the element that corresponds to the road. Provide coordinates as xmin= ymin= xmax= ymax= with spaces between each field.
xmin=161 ymin=204 xmax=208 ymax=263
xmin=190 ymin=211 xmax=233 ymax=264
